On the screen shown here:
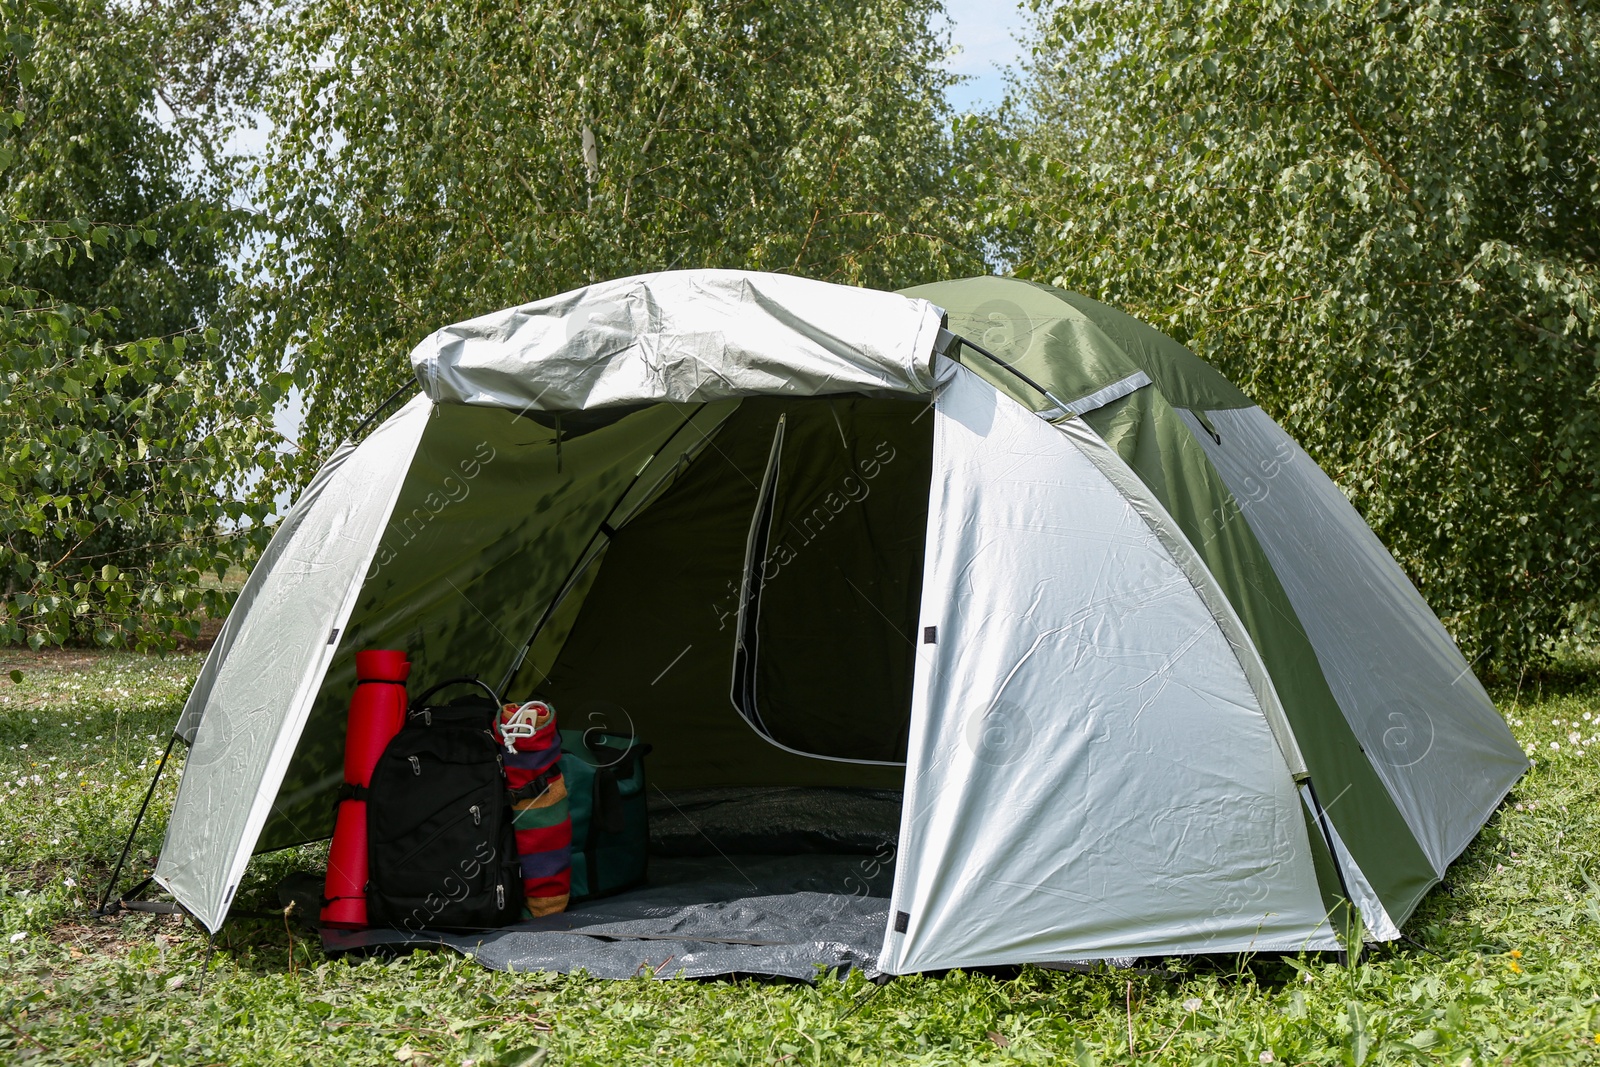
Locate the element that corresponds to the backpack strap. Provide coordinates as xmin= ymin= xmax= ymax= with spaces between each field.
xmin=409 ymin=675 xmax=501 ymax=712
xmin=506 ymin=765 xmax=561 ymax=805
xmin=330 ymin=781 xmax=370 ymax=817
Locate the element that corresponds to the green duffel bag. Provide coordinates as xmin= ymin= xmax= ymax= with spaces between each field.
xmin=559 ymin=730 xmax=651 ymax=901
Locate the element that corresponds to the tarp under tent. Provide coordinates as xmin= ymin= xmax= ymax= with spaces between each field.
xmin=140 ymin=269 xmax=1526 ymax=977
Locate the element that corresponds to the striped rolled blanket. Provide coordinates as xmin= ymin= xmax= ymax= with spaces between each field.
xmin=495 ymin=701 xmax=571 ymax=917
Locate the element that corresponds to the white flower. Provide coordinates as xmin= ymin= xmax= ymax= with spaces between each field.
xmin=1569 ymin=732 xmax=1581 ymax=744
xmin=63 ymin=877 xmax=76 ymax=888
xmin=8 ymin=932 xmax=23 ymax=943
xmin=1259 ymin=1053 xmax=1275 ymax=1064
xmin=1183 ymin=997 xmax=1202 ymax=1012
xmin=1550 ymin=742 xmax=1560 ymax=751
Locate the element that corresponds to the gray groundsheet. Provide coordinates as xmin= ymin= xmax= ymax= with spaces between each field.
xmin=293 ymin=853 xmax=894 ymax=981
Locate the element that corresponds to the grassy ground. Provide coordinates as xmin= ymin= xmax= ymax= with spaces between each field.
xmin=2 ymin=650 xmax=1599 ymax=1065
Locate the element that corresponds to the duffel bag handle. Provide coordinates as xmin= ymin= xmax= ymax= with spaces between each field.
xmin=586 ymin=736 xmax=652 ymax=835
xmin=584 ymin=734 xmax=652 ymax=777
xmin=594 ymin=767 xmax=626 ymax=836
xmin=410 ymin=675 xmax=502 ymax=712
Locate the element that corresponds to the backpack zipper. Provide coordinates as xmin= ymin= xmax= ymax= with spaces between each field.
xmin=496 ymin=884 xmax=505 ymax=910
xmin=470 ymin=804 xmax=481 ymax=826
xmin=408 ymin=755 xmax=421 ymax=776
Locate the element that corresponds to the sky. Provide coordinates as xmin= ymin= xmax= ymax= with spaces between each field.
xmin=941 ymin=0 xmax=1032 ymax=113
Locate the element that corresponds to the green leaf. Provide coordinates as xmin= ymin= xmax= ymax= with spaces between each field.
xmin=1348 ymin=1000 xmax=1371 ymax=1066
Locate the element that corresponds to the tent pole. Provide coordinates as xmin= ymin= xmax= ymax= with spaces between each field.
xmin=1304 ymin=776 xmax=1360 ymax=962
xmin=948 ymin=333 xmax=1076 ymax=415
xmin=348 ymin=380 xmax=418 ymax=442
xmin=494 ymin=402 xmax=711 ymax=696
xmin=196 ymin=930 xmax=217 ymax=995
xmin=96 ymin=732 xmax=178 ymax=915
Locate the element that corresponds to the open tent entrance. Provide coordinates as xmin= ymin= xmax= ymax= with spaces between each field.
xmin=281 ymin=394 xmax=935 ymax=976
xmin=531 ymin=394 xmax=933 ymax=776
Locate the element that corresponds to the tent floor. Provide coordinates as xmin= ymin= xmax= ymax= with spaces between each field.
xmin=289 ymin=853 xmax=894 ymax=980
xmin=281 ymin=785 xmax=905 ymax=980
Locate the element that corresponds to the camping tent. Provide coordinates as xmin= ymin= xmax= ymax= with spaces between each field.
xmin=145 ymin=269 xmax=1526 ymax=975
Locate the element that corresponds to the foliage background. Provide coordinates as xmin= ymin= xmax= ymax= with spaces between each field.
xmin=3 ymin=0 xmax=1599 ymax=672
xmin=998 ymin=0 xmax=1600 ymax=671
xmin=0 ymin=0 xmax=278 ymax=651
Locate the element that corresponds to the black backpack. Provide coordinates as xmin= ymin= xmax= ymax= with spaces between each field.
xmin=365 ymin=677 xmax=521 ymax=932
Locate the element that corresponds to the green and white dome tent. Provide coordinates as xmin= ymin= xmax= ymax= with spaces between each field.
xmin=134 ymin=270 xmax=1524 ymax=976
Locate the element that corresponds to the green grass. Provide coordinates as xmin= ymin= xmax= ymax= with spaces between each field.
xmin=3 ymin=651 xmax=1600 ymax=1065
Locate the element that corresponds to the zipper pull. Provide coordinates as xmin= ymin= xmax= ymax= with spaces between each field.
xmin=496 ymin=884 xmax=505 ymax=910
xmin=470 ymin=804 xmax=481 ymax=826
xmin=408 ymin=755 xmax=421 ymax=776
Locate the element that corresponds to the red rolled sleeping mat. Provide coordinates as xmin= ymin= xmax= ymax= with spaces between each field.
xmin=495 ymin=702 xmax=572 ymax=917
xmin=322 ymin=650 xmax=410 ymax=928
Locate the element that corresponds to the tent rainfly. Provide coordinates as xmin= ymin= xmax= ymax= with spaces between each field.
xmin=139 ymin=270 xmax=1525 ymax=975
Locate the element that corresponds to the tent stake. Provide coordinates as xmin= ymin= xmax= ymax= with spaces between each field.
xmin=838 ymin=979 xmax=886 ymax=1021
xmin=96 ymin=732 xmax=178 ymax=916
